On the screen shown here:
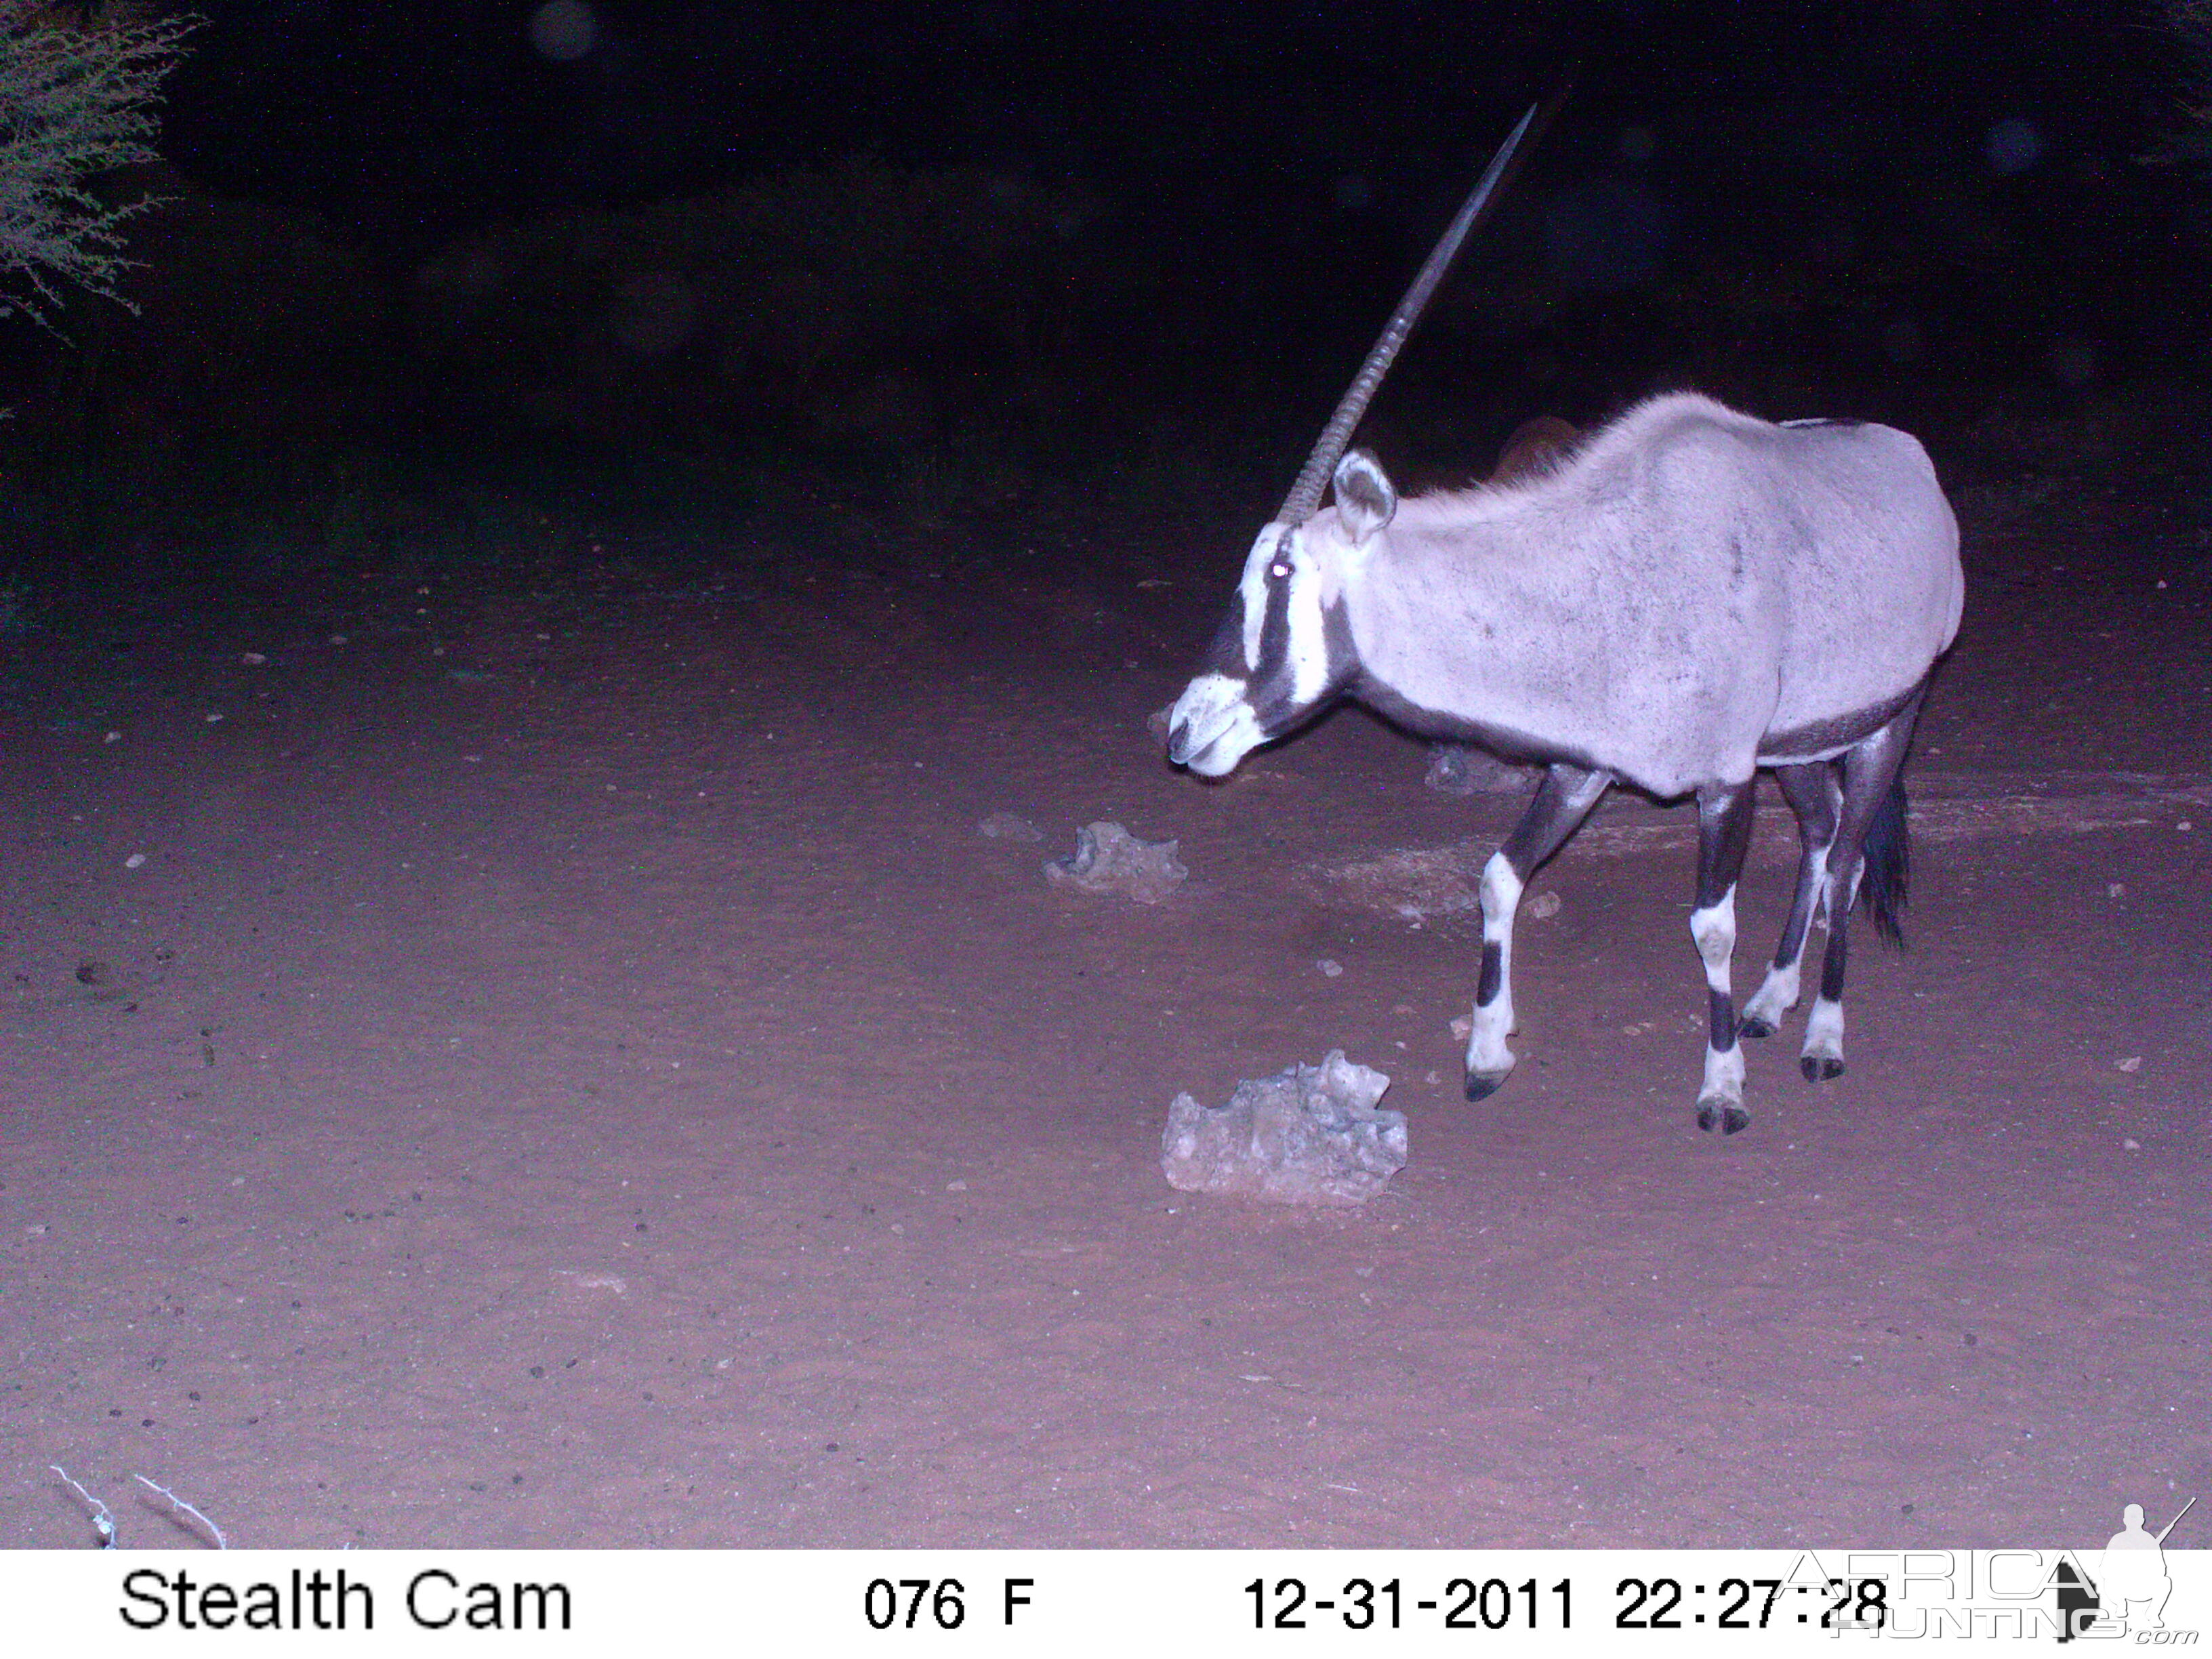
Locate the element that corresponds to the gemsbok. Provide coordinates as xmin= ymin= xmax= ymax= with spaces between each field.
xmin=1164 ymin=109 xmax=1963 ymax=1134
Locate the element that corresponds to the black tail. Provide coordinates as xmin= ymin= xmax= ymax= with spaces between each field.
xmin=1857 ymin=776 xmax=1910 ymax=947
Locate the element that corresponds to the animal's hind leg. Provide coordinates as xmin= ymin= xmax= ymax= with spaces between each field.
xmin=1691 ymin=781 xmax=1757 ymax=1134
xmin=1464 ymin=762 xmax=1610 ymax=1101
xmin=1801 ymin=693 xmax=1924 ymax=1082
xmin=1739 ymin=762 xmax=1841 ymax=1040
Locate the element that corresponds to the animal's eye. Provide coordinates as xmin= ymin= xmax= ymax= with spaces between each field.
xmin=1268 ymin=561 xmax=1292 ymax=580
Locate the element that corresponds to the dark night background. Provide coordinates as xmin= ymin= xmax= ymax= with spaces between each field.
xmin=6 ymin=3 xmax=2212 ymax=1555
xmin=3 ymin=0 xmax=2207 ymax=598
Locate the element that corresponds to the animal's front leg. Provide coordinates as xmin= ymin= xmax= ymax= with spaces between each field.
xmin=1462 ymin=851 xmax=1523 ymax=1092
xmin=1465 ymin=763 xmax=1610 ymax=1101
xmin=1692 ymin=781 xmax=1757 ymax=1134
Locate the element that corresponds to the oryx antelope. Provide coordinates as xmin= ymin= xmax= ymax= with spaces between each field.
xmin=1164 ymin=110 xmax=1963 ymax=1134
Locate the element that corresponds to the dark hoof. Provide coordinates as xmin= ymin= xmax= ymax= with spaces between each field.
xmin=1801 ymin=1054 xmax=1845 ymax=1082
xmin=1465 ymin=1069 xmax=1509 ymax=1103
xmin=1738 ymin=1015 xmax=1776 ymax=1042
xmin=1697 ymin=1099 xmax=1752 ymax=1134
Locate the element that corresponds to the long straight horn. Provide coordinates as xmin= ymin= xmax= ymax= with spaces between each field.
xmin=1275 ymin=100 xmax=1545 ymax=527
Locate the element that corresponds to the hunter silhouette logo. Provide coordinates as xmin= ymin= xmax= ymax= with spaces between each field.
xmin=2056 ymin=1495 xmax=2196 ymax=1641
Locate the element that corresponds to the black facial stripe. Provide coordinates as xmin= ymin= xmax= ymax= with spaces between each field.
xmin=1246 ymin=589 xmax=1359 ymax=731
xmin=1197 ymin=600 xmax=1246 ymax=677
xmin=1322 ymin=593 xmax=1356 ymax=680
xmin=1255 ymin=560 xmax=1291 ymax=676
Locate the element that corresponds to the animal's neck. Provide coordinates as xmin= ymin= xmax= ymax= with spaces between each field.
xmin=1347 ymin=516 xmax=1589 ymax=756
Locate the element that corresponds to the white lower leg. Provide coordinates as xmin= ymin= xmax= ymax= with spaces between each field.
xmin=1802 ymin=996 xmax=1845 ymax=1068
xmin=1691 ymin=884 xmax=1742 ymax=1105
xmin=1702 ymin=1042 xmax=1745 ymax=1105
xmin=1466 ymin=851 xmax=1521 ymax=1079
xmin=1750 ymin=849 xmax=1831 ymax=1032
xmin=1742 ymin=956 xmax=1801 ymax=1031
xmin=1809 ymin=857 xmax=1835 ymax=931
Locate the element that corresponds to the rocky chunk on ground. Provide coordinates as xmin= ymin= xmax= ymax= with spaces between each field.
xmin=1161 ymin=1050 xmax=1406 ymax=1206
xmin=1044 ymin=821 xmax=1187 ymax=905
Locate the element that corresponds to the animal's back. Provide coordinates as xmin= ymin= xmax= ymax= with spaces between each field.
xmin=1353 ymin=394 xmax=1961 ymax=793
xmin=1562 ymin=395 xmax=1963 ymax=745
xmin=1742 ymin=412 xmax=1962 ymax=738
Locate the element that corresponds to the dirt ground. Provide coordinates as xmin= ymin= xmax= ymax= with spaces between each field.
xmin=3 ymin=451 xmax=2207 ymax=1551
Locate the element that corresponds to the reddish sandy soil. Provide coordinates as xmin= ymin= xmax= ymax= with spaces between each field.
xmin=3 ymin=456 xmax=2207 ymax=1551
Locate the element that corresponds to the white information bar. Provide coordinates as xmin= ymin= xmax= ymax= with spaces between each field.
xmin=3 ymin=1549 xmax=2203 ymax=1654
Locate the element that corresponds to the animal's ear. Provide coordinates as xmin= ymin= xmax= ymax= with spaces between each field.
xmin=1332 ymin=449 xmax=1397 ymax=546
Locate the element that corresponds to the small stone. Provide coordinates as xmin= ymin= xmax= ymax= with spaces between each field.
xmin=1044 ymin=822 xmax=1187 ymax=905
xmin=204 ymin=712 xmax=224 ymax=724
xmin=2123 ymin=1138 xmax=2142 ymax=1151
xmin=1527 ymin=890 xmax=1562 ymax=919
xmin=104 ymin=731 xmax=121 ymax=744
xmin=1317 ymin=958 xmax=1343 ymax=978
xmin=945 ymin=1179 xmax=968 ymax=1192
xmin=1161 ymin=1050 xmax=1406 ymax=1206
xmin=2116 ymin=1056 xmax=2142 ymax=1073
xmin=1449 ymin=1015 xmax=1472 ymax=1042
xmin=1423 ymin=743 xmax=1530 ymax=796
xmin=2107 ymin=882 xmax=2126 ymax=899
xmin=241 ymin=652 xmax=267 ymax=666
xmin=977 ymin=812 xmax=1042 ymax=843
xmin=123 ymin=853 xmax=147 ymax=869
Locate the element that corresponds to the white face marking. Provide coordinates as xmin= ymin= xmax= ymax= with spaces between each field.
xmin=1284 ymin=570 xmax=1329 ymax=705
xmin=1167 ymin=671 xmax=1264 ymax=777
xmin=1183 ymin=702 xmax=1263 ymax=776
xmin=1237 ymin=523 xmax=1338 ymax=707
xmin=1237 ymin=527 xmax=1279 ymax=670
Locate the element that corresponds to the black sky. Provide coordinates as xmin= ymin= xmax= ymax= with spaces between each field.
xmin=161 ymin=1 xmax=2173 ymax=228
